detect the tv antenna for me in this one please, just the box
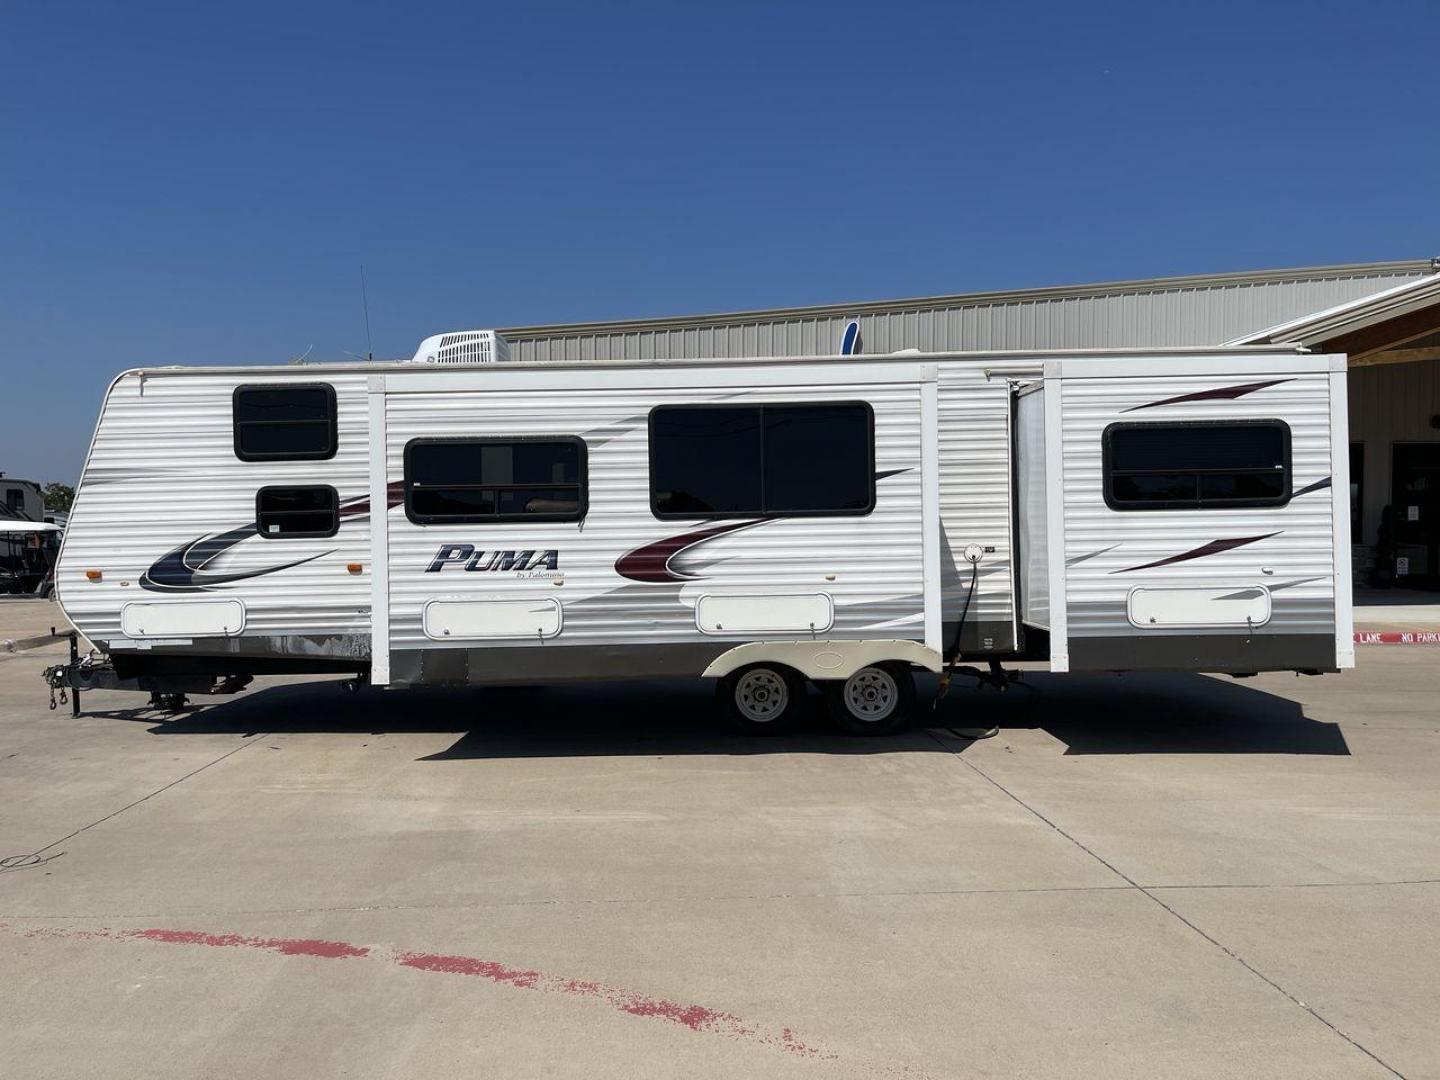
[359,264,374,361]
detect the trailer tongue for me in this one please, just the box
[43,627,254,715]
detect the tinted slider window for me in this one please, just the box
[233,385,337,461]
[405,438,587,524]
[1104,421,1291,510]
[650,402,874,518]
[256,485,339,538]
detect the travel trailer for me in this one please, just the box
[0,474,44,522]
[46,336,1353,732]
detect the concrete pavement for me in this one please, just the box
[1,600,1437,1078]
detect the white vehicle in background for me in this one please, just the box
[45,331,1353,731]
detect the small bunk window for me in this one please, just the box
[1103,421,1292,510]
[256,485,339,538]
[404,437,587,524]
[233,384,337,461]
[649,402,875,518]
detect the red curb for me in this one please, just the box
[1354,631,1440,644]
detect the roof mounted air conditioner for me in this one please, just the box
[408,329,512,365]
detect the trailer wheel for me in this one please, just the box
[824,663,915,735]
[717,664,806,735]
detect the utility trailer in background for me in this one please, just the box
[46,342,1353,733]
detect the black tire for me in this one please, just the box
[823,663,915,735]
[716,664,806,736]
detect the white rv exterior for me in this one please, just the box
[53,345,1353,729]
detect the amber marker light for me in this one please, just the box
[85,569,103,581]
[346,563,364,574]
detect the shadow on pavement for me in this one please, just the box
[117,668,1350,759]
[953,672,1349,756]
[1353,587,1440,609]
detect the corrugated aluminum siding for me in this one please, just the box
[934,365,1017,648]
[502,263,1432,362]
[382,381,928,655]
[59,371,373,649]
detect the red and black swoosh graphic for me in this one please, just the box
[1112,532,1281,574]
[139,487,396,593]
[140,525,333,592]
[615,469,911,584]
[615,520,764,583]
[1291,476,1331,498]
[337,482,405,519]
[1123,379,1291,413]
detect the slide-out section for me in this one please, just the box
[1012,353,1350,674]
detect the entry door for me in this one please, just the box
[1391,444,1440,588]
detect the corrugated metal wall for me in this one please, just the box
[501,263,1432,362]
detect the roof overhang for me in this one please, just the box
[1226,271,1440,359]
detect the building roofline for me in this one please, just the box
[1226,272,1440,348]
[497,259,1436,340]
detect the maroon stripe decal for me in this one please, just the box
[1122,379,1291,413]
[338,480,405,519]
[616,520,762,583]
[1291,476,1332,498]
[1113,531,1281,574]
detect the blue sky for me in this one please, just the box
[3,0,1438,484]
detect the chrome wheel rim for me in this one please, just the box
[734,669,789,723]
[843,667,898,722]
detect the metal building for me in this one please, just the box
[496,258,1440,588]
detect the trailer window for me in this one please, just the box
[649,403,874,518]
[233,384,337,461]
[404,437,587,524]
[1103,421,1291,510]
[256,485,339,538]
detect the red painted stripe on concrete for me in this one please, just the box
[394,949,830,1058]
[1355,631,1440,645]
[13,923,369,958]
[2,923,834,1062]
[128,928,369,958]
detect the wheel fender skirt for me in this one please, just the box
[702,640,942,680]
